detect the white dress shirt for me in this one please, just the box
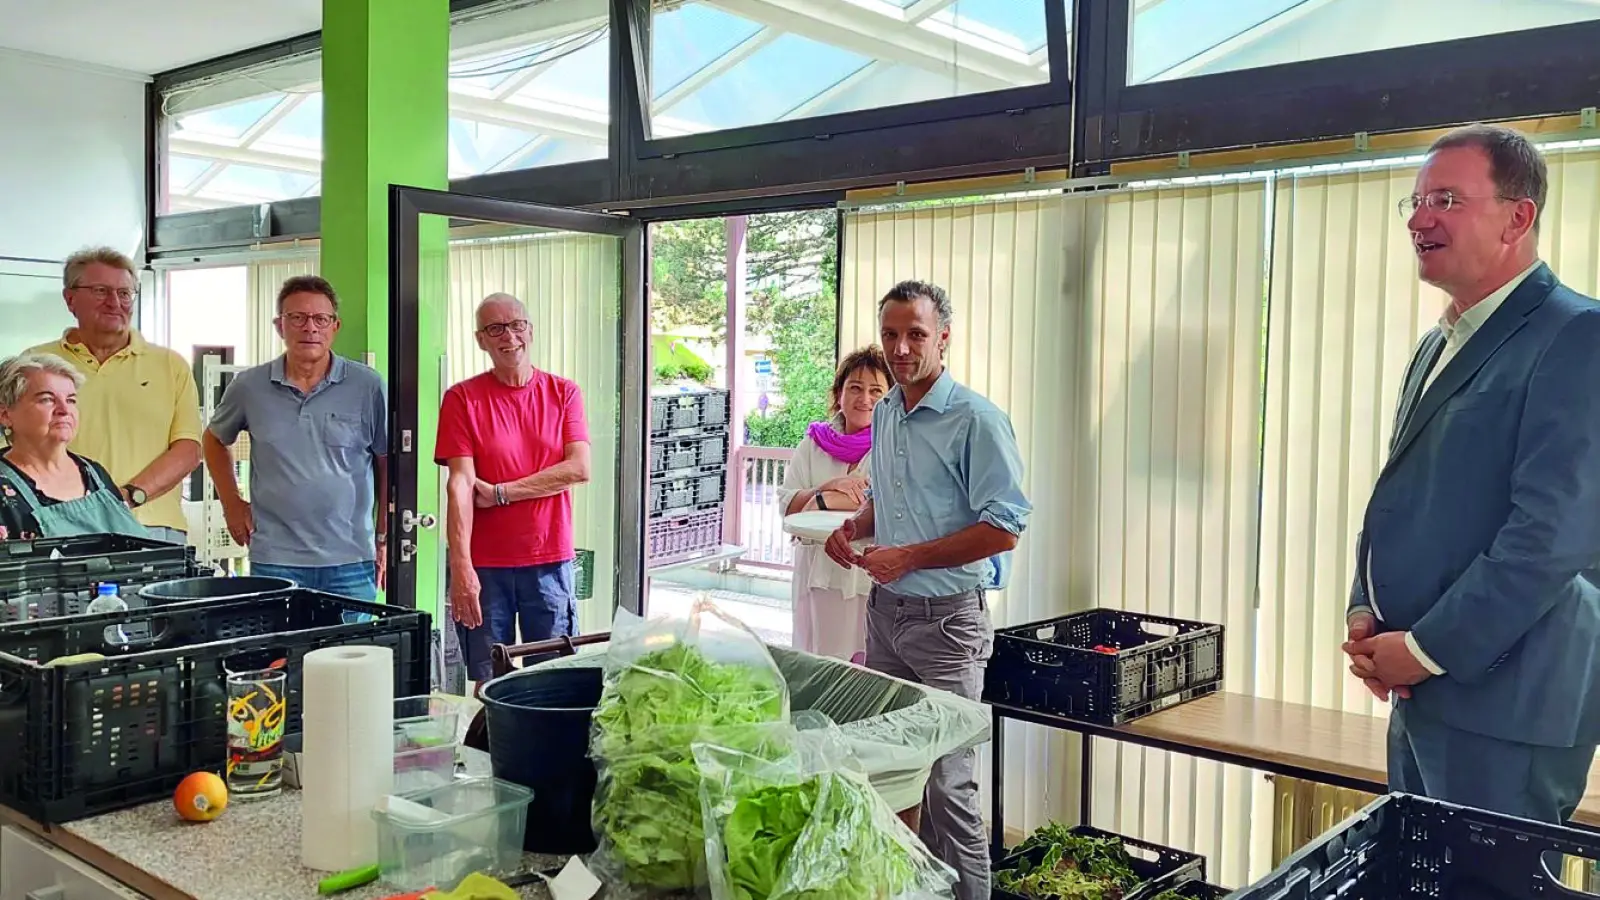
[1363,261,1541,674]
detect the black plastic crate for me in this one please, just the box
[984,608,1223,726]
[650,388,731,436]
[2,560,214,624]
[0,534,199,611]
[1233,792,1600,899]
[1155,882,1229,899]
[994,825,1206,900]
[649,471,727,516]
[647,509,723,566]
[0,589,431,824]
[649,431,728,479]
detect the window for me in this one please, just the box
[648,0,1059,137]
[1127,0,1600,86]
[159,0,610,213]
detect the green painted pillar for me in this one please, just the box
[322,0,450,614]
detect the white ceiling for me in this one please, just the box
[0,0,321,76]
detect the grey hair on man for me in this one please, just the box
[878,279,954,330]
[1429,123,1549,231]
[62,247,137,290]
[476,292,526,323]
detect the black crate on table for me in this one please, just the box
[0,534,202,622]
[0,588,431,824]
[993,825,1206,900]
[647,509,723,566]
[983,608,1224,726]
[1233,791,1600,898]
[1160,882,1230,898]
[2,560,215,624]
[650,471,727,517]
[650,431,729,479]
[650,388,731,436]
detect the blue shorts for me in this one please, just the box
[456,560,577,683]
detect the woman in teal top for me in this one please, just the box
[0,353,147,541]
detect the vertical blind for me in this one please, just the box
[244,233,624,633]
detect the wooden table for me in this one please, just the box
[988,691,1600,859]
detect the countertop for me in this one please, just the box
[2,749,569,900]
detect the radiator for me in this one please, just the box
[1271,776,1597,888]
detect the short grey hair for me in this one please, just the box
[63,246,137,290]
[0,353,85,409]
[878,280,954,330]
[476,292,526,324]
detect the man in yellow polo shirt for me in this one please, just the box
[25,247,203,542]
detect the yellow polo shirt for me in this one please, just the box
[26,330,203,532]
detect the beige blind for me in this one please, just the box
[841,183,1268,883]
[244,256,318,365]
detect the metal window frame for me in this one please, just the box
[386,185,648,615]
[1074,0,1600,176]
[147,0,1075,253]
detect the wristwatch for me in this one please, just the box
[123,484,148,508]
[814,492,829,511]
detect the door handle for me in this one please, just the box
[400,539,419,563]
[401,510,437,533]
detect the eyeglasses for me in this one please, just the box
[72,284,137,303]
[1397,189,1515,217]
[279,312,339,329]
[480,319,529,338]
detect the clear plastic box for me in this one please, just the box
[394,695,461,794]
[372,777,534,891]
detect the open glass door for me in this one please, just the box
[384,186,647,636]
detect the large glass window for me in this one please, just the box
[1127,0,1600,86]
[159,0,610,214]
[648,0,1059,137]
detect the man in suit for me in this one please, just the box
[1344,123,1600,823]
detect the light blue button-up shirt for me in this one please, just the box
[867,369,1031,597]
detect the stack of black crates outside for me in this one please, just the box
[648,387,732,568]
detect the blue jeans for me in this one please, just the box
[457,561,577,683]
[252,561,379,623]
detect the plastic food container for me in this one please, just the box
[372,777,534,891]
[394,696,460,794]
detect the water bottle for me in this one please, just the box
[85,583,130,646]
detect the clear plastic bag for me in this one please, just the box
[693,716,957,900]
[589,599,791,891]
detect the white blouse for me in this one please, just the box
[777,433,875,597]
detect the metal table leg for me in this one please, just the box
[1081,733,1093,826]
[990,706,1006,861]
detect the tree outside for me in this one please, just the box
[650,210,839,448]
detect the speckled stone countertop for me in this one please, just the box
[22,748,569,900]
[61,789,567,900]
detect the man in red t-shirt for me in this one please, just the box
[434,293,591,682]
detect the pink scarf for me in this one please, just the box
[808,420,872,466]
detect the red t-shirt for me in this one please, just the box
[434,370,589,568]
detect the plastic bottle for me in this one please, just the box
[85,583,130,645]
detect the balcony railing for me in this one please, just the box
[728,445,794,571]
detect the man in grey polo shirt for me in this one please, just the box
[826,280,1030,900]
[202,275,389,600]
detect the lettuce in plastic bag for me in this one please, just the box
[695,720,956,900]
[589,601,790,890]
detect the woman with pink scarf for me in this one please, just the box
[778,346,891,662]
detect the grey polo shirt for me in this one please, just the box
[209,355,388,567]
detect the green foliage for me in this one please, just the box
[652,334,714,384]
[651,211,840,449]
[994,824,1143,899]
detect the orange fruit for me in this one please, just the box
[174,772,228,822]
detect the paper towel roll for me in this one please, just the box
[300,645,396,872]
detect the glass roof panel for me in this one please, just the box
[664,33,871,132]
[200,164,320,203]
[651,4,765,97]
[174,95,284,140]
[449,119,542,177]
[501,136,608,170]
[941,0,1050,52]
[256,92,323,153]
[166,155,214,191]
[517,30,611,106]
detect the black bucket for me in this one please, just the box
[480,665,602,855]
[136,576,294,604]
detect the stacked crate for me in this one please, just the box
[648,387,732,567]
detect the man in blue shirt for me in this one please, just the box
[826,280,1031,900]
